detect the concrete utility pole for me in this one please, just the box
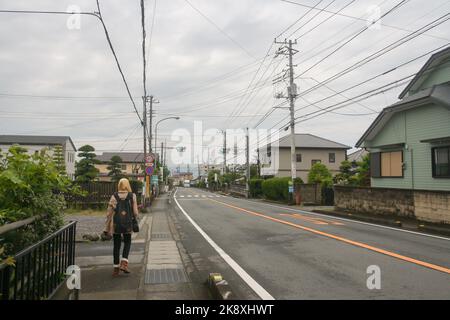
[246,127,250,198]
[142,97,148,201]
[274,39,299,186]
[221,130,227,175]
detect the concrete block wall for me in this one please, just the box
[334,186,450,224]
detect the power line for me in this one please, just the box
[282,0,450,41]
[276,0,325,38]
[183,0,255,60]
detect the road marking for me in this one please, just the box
[187,195,192,198]
[281,213,345,226]
[226,197,450,242]
[202,195,206,198]
[208,198,450,275]
[280,213,328,225]
[173,188,274,300]
[195,195,199,198]
[179,195,185,198]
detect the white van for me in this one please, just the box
[183,180,190,188]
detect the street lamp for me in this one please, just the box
[154,116,180,158]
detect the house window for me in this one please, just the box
[371,151,403,178]
[121,165,127,170]
[311,159,321,166]
[329,153,335,163]
[432,146,450,178]
[296,154,302,163]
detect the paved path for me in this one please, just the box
[172,187,450,300]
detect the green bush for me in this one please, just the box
[262,177,292,202]
[308,163,333,187]
[249,179,263,198]
[0,146,81,257]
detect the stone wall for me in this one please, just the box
[334,186,450,224]
[414,190,450,224]
[334,186,415,218]
[299,184,322,205]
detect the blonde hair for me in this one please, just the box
[118,178,132,193]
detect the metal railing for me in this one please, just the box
[0,221,77,300]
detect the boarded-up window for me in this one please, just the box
[380,151,403,177]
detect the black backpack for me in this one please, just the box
[113,192,133,234]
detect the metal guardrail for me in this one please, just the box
[0,221,77,300]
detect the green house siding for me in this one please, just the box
[411,59,450,96]
[367,104,450,191]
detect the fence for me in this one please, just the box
[0,221,77,300]
[229,184,248,198]
[66,181,143,207]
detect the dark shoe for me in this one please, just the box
[120,260,130,274]
[112,267,120,277]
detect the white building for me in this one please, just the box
[0,135,77,180]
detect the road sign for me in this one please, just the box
[288,186,294,193]
[145,166,154,176]
[145,154,155,164]
[145,162,154,168]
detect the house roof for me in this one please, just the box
[96,152,144,163]
[356,83,450,148]
[398,46,450,99]
[260,133,350,150]
[0,135,77,151]
[347,149,368,162]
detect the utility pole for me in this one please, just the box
[274,38,298,196]
[142,97,148,203]
[257,133,261,178]
[221,130,227,175]
[246,127,250,198]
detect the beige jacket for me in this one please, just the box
[105,192,139,235]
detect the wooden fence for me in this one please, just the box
[66,181,143,208]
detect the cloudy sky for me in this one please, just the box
[0,0,449,169]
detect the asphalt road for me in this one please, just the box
[171,187,450,300]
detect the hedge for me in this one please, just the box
[261,177,292,202]
[249,179,263,198]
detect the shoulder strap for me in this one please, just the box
[113,192,120,202]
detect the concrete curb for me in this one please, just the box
[312,209,403,228]
[207,273,233,300]
[418,224,450,237]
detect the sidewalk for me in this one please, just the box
[75,194,209,300]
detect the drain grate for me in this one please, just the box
[151,233,171,240]
[145,268,188,284]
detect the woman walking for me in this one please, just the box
[104,178,139,276]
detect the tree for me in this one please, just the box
[53,145,66,175]
[308,163,333,187]
[0,145,81,257]
[107,155,124,182]
[355,155,370,186]
[334,160,355,185]
[75,145,99,183]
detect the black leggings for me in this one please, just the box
[113,233,132,265]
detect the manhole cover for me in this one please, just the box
[145,268,188,284]
[151,233,171,240]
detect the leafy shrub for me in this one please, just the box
[249,179,263,198]
[307,163,333,187]
[0,146,79,256]
[262,177,292,202]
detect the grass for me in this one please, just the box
[64,208,106,217]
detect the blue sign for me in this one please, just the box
[288,186,294,193]
[146,166,154,175]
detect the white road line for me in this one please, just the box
[173,188,274,300]
[180,195,185,198]
[187,195,192,198]
[195,195,199,198]
[223,196,450,242]
[202,195,206,198]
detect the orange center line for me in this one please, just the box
[292,213,345,225]
[280,213,328,225]
[208,198,450,275]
